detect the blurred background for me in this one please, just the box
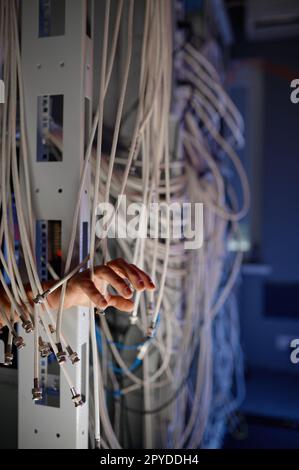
[223,0,299,449]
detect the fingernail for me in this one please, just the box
[138,280,145,288]
[150,282,156,289]
[125,287,132,295]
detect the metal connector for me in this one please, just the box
[32,293,44,305]
[39,337,52,358]
[147,310,160,339]
[56,342,67,364]
[32,378,43,401]
[4,353,13,366]
[95,307,106,316]
[95,438,101,449]
[22,319,34,334]
[147,321,157,339]
[146,302,156,338]
[70,387,83,407]
[41,347,52,358]
[4,345,13,366]
[137,340,150,361]
[48,324,56,334]
[66,345,80,365]
[33,289,51,305]
[130,315,138,325]
[13,336,26,350]
[129,165,137,177]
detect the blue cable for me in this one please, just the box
[110,357,142,375]
[95,325,142,375]
[95,314,161,376]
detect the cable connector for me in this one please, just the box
[113,390,123,399]
[66,345,80,365]
[56,342,67,364]
[147,313,160,339]
[95,438,101,449]
[13,336,25,350]
[32,378,43,401]
[33,289,51,305]
[48,324,56,334]
[70,387,83,407]
[147,321,156,339]
[4,344,13,366]
[21,319,34,334]
[39,338,52,358]
[95,307,106,317]
[129,165,138,177]
[130,315,138,325]
[137,340,151,361]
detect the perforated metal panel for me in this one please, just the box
[19,0,93,449]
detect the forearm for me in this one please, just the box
[0,281,58,329]
[0,260,155,328]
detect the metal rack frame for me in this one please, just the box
[18,0,93,449]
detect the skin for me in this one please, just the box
[0,258,156,328]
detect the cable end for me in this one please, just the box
[130,315,138,325]
[4,345,13,366]
[33,289,51,305]
[95,307,106,317]
[66,346,80,365]
[70,388,83,407]
[32,379,43,401]
[22,320,34,334]
[14,336,26,350]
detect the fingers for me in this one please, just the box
[68,259,155,314]
[93,265,133,299]
[107,258,155,291]
[78,279,108,309]
[74,279,134,312]
[130,263,156,290]
[106,295,135,312]
[77,283,134,313]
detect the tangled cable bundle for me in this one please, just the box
[0,0,249,449]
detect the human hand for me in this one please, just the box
[44,258,156,313]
